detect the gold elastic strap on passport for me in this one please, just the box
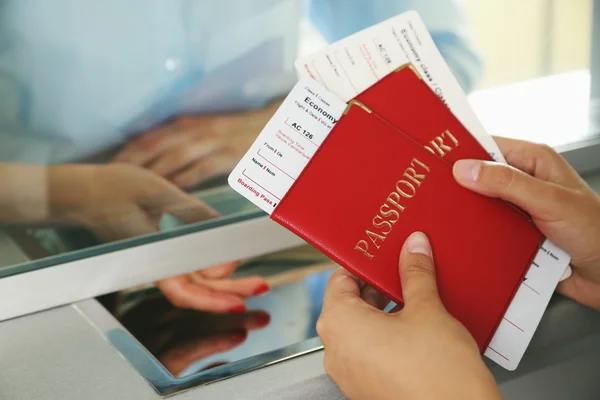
[394,63,423,80]
[344,100,372,115]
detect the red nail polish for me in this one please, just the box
[228,304,246,314]
[229,332,247,343]
[254,312,271,327]
[202,362,229,371]
[252,283,270,297]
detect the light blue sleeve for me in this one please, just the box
[307,0,483,92]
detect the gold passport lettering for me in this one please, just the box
[354,158,430,260]
[424,130,459,157]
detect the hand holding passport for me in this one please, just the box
[272,66,542,354]
[318,233,504,400]
[228,11,571,370]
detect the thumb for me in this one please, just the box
[399,232,442,308]
[453,159,565,220]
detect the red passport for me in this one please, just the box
[356,64,494,164]
[271,103,542,352]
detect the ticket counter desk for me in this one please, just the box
[0,71,600,400]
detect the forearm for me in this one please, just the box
[0,163,91,225]
[0,163,52,223]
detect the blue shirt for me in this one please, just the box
[0,0,481,163]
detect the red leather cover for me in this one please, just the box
[271,104,542,352]
[356,65,494,164]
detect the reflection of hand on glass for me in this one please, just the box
[156,262,269,314]
[49,163,218,241]
[120,295,271,377]
[453,138,600,311]
[112,99,283,189]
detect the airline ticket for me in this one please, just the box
[228,78,346,214]
[295,10,505,164]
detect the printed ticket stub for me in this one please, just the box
[295,10,505,163]
[485,240,570,370]
[228,78,346,214]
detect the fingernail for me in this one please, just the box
[560,266,573,282]
[203,362,229,371]
[230,332,247,342]
[453,160,482,183]
[228,304,246,314]
[252,283,270,296]
[255,312,271,327]
[406,232,432,258]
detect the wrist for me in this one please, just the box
[47,164,96,225]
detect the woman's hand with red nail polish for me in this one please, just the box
[156,262,270,314]
[317,232,501,400]
[453,137,600,311]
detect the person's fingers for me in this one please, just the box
[317,268,365,346]
[241,310,271,331]
[161,196,220,224]
[493,137,582,187]
[321,268,362,315]
[143,184,219,224]
[187,273,270,298]
[112,134,170,166]
[360,285,390,310]
[453,159,573,221]
[556,274,580,303]
[560,266,573,282]
[112,124,193,166]
[399,232,442,308]
[146,141,220,178]
[197,262,239,279]
[157,275,246,313]
[108,169,218,225]
[91,206,157,242]
[557,273,600,311]
[171,154,238,189]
